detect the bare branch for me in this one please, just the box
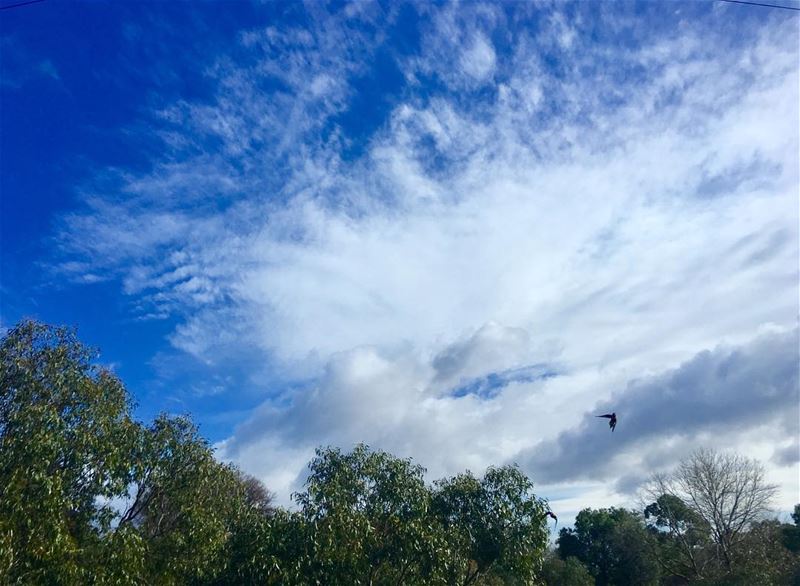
[642,448,777,579]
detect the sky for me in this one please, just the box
[1,0,799,524]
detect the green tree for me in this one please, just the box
[778,505,800,586]
[431,465,549,585]
[0,320,141,583]
[540,551,595,585]
[557,507,659,586]
[723,519,800,586]
[783,504,800,554]
[643,493,713,582]
[215,497,291,585]
[291,443,449,585]
[120,414,254,584]
[0,320,270,584]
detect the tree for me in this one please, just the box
[724,519,800,585]
[217,507,299,585]
[540,551,595,585]
[0,320,141,583]
[784,504,800,554]
[0,320,271,584]
[238,470,276,516]
[431,465,549,585]
[643,448,778,581]
[120,414,255,584]
[778,505,800,586]
[556,507,659,586]
[291,443,449,585]
[643,493,713,582]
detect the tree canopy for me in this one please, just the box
[556,507,659,586]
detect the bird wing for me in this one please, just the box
[596,414,613,418]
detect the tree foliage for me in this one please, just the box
[557,507,660,586]
[0,321,261,583]
[540,551,595,585]
[1,320,140,583]
[725,519,800,585]
[281,446,551,585]
[288,443,445,585]
[643,494,713,582]
[432,465,549,585]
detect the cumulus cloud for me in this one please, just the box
[428,323,563,404]
[49,3,799,508]
[217,322,561,503]
[218,326,799,507]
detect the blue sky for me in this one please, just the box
[2,0,798,518]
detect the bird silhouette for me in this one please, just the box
[596,412,617,432]
[542,511,558,528]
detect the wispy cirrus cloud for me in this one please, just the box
[50,2,798,508]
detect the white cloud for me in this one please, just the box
[53,4,799,510]
[460,33,496,81]
[216,333,559,505]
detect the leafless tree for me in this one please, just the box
[238,471,276,516]
[642,448,778,579]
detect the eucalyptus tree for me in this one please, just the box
[0,320,141,583]
[432,465,550,585]
[121,414,257,584]
[1,322,556,584]
[290,443,450,585]
[0,320,265,584]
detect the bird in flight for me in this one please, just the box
[596,412,617,432]
[542,511,558,528]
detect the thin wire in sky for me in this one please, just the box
[717,0,800,11]
[0,0,45,10]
